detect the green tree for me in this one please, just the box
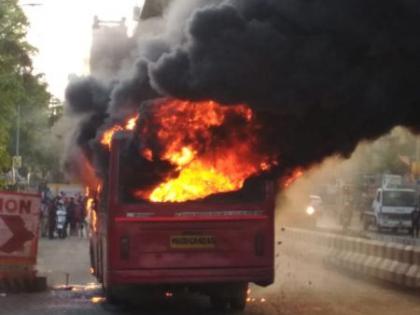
[0,0,54,187]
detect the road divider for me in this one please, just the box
[280,227,420,289]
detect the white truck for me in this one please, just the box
[363,185,417,233]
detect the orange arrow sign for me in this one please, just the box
[0,215,34,254]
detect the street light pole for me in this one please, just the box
[12,103,21,185]
[16,103,20,156]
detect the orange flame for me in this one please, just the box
[125,115,138,130]
[86,197,97,232]
[141,100,275,202]
[283,169,304,188]
[100,99,276,202]
[100,114,139,149]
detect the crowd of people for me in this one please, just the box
[39,189,89,239]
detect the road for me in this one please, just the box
[1,235,420,315]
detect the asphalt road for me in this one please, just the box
[1,236,420,315]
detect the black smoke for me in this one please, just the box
[65,0,420,186]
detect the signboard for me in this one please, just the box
[0,191,40,276]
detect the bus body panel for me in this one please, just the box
[109,217,273,269]
[90,137,275,290]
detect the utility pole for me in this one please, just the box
[12,103,21,186]
[16,103,20,156]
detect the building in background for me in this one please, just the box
[138,0,172,20]
[90,17,132,78]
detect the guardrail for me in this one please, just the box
[280,227,420,288]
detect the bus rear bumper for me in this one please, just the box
[109,266,274,287]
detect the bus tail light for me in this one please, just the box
[120,236,130,260]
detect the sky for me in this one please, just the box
[19,0,144,99]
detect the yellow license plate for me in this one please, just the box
[170,235,216,249]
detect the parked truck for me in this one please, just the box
[88,133,275,310]
[363,175,417,233]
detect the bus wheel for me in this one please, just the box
[210,296,229,310]
[230,283,248,311]
[104,286,121,305]
[230,295,246,311]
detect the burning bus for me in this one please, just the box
[86,99,277,310]
[64,0,420,309]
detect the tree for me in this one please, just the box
[0,0,53,187]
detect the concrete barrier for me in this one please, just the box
[372,243,386,278]
[353,239,369,273]
[391,245,412,285]
[378,243,397,281]
[282,227,420,289]
[405,247,420,288]
[363,241,382,276]
[342,237,357,271]
[347,238,362,272]
[336,237,350,269]
[330,236,343,267]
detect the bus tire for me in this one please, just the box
[230,295,246,311]
[104,286,121,305]
[230,283,248,311]
[210,296,229,310]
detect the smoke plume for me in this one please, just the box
[65,0,420,192]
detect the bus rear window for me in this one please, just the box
[118,151,267,204]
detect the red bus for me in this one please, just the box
[89,134,275,310]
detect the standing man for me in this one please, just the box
[66,197,77,236]
[48,197,58,239]
[56,200,67,239]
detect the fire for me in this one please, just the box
[100,114,139,149]
[283,169,304,188]
[145,146,272,202]
[167,146,196,168]
[100,125,122,148]
[79,154,101,190]
[86,197,97,232]
[147,160,238,202]
[141,100,275,202]
[125,115,138,130]
[100,99,277,202]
